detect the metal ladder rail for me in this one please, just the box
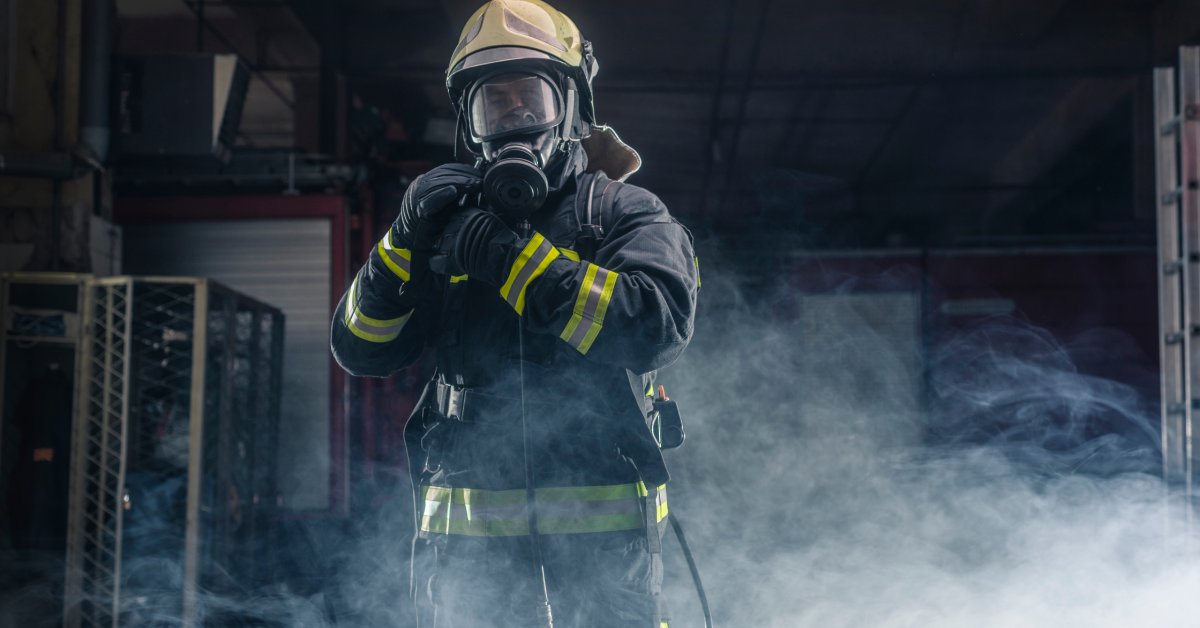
[1180,46,1200,510]
[1155,61,1188,501]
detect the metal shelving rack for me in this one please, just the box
[63,277,284,628]
[0,273,92,626]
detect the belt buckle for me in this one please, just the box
[447,387,463,420]
[442,384,466,421]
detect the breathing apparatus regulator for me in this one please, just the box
[453,60,594,220]
[466,67,572,218]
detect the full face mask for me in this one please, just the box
[466,71,566,219]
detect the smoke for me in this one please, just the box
[4,243,1193,628]
[657,244,1198,627]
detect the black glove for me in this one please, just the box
[429,208,518,285]
[393,164,482,251]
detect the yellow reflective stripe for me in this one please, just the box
[421,515,528,537]
[638,482,669,522]
[419,482,667,536]
[450,274,469,283]
[348,309,412,341]
[377,232,412,281]
[499,235,544,299]
[541,482,638,502]
[344,275,412,343]
[420,514,648,537]
[424,482,654,506]
[560,263,619,354]
[694,255,701,289]
[499,232,560,315]
[342,275,361,329]
[559,264,598,343]
[423,485,527,507]
[577,269,618,354]
[559,248,581,262]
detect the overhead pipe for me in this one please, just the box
[0,0,112,179]
[80,0,113,165]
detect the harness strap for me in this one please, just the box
[576,172,616,260]
[585,174,599,225]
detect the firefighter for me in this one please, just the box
[331,1,698,626]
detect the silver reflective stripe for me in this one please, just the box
[560,263,619,354]
[377,232,412,281]
[344,275,411,343]
[423,499,527,523]
[499,232,561,314]
[346,309,410,341]
[422,494,641,528]
[420,482,665,536]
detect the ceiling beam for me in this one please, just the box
[989,77,1137,185]
[851,0,973,186]
[716,0,773,214]
[697,0,738,218]
[341,65,1149,93]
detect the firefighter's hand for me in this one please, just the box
[428,208,516,285]
[393,164,482,252]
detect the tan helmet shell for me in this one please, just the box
[447,0,585,78]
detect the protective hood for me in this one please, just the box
[582,125,641,182]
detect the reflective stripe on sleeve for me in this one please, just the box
[499,232,560,315]
[344,276,412,343]
[377,231,413,281]
[559,262,618,355]
[420,481,667,537]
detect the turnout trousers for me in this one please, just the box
[413,527,666,627]
[406,379,673,628]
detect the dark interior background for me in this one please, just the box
[2,0,1199,625]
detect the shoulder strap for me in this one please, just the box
[575,172,621,261]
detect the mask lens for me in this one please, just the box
[469,74,560,139]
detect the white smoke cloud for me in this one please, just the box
[658,245,1198,628]
[6,242,1193,628]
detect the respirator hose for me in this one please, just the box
[670,512,714,628]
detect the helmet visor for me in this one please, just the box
[468,73,561,140]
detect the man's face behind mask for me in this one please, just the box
[468,73,561,141]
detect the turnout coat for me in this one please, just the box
[330,154,698,627]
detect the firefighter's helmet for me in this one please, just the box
[446,0,598,148]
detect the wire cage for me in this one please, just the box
[63,277,284,628]
[0,273,91,626]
